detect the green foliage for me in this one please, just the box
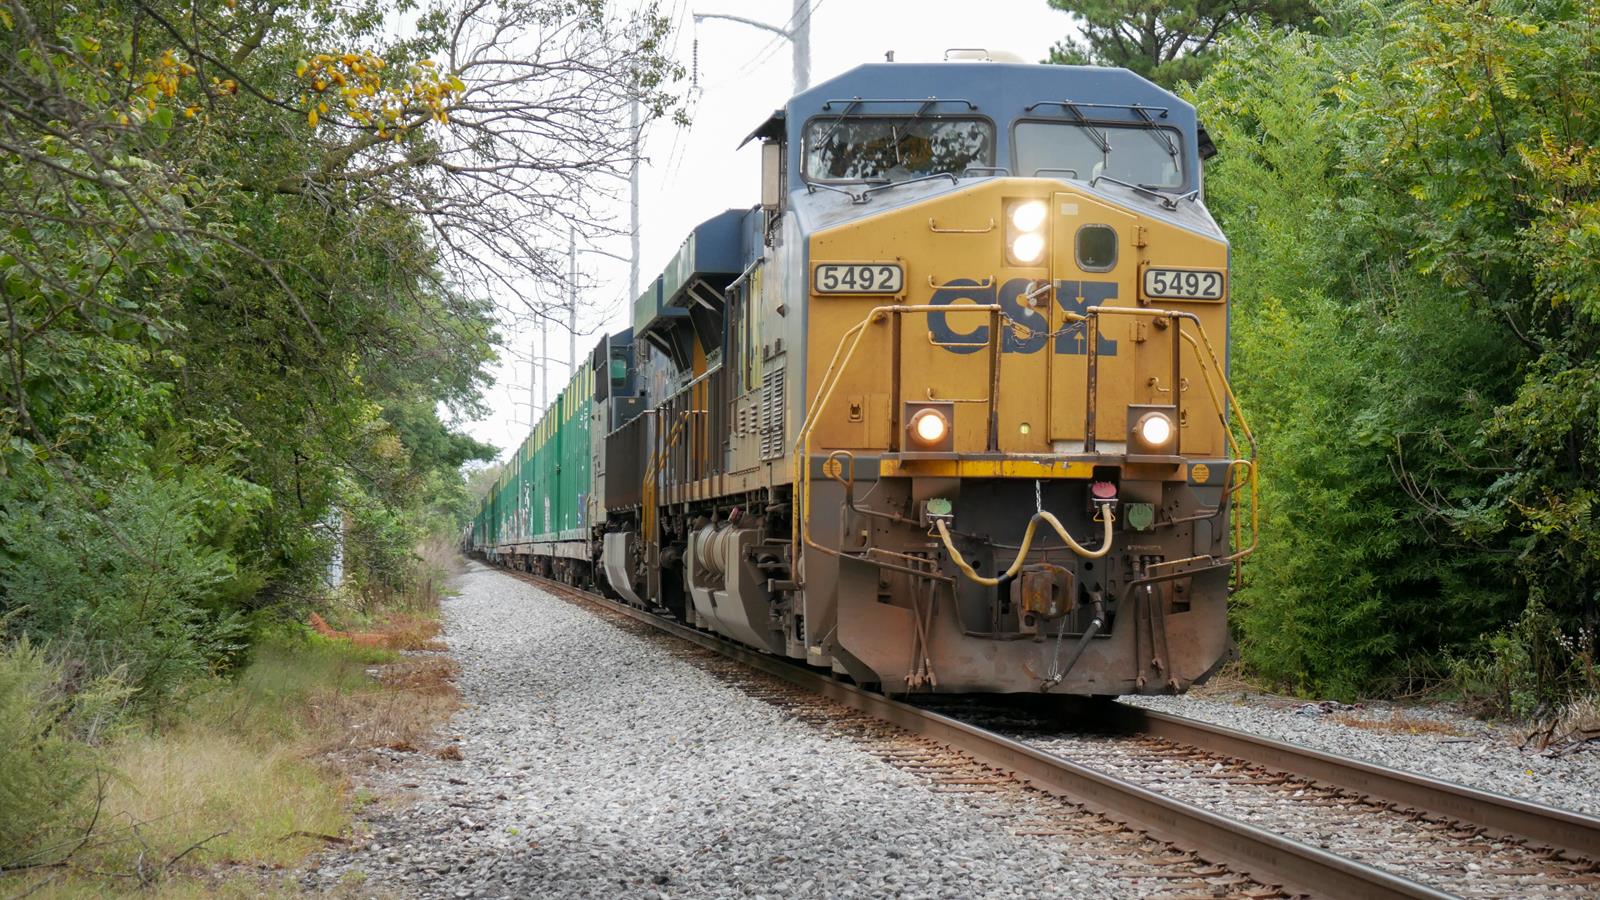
[0,471,262,714]
[0,0,533,710]
[1046,0,1318,87]
[1196,1,1600,704]
[1447,599,1567,720]
[0,639,124,869]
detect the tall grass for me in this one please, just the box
[0,624,455,896]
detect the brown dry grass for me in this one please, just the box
[307,655,460,759]
[1330,708,1464,736]
[308,612,445,653]
[1558,695,1600,738]
[1187,661,1268,699]
[0,614,460,899]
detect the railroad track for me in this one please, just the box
[496,567,1600,899]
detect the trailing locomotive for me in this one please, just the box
[470,56,1257,696]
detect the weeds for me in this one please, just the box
[1329,709,1464,737]
[0,616,458,897]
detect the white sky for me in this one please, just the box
[463,0,1078,460]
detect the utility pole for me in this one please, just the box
[568,225,578,379]
[629,99,641,304]
[694,0,811,95]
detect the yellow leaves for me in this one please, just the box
[307,107,319,127]
[294,50,463,138]
[116,47,204,126]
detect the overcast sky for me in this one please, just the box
[464,0,1078,460]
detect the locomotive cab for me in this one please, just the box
[765,62,1256,694]
[471,58,1257,698]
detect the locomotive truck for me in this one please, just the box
[469,55,1257,696]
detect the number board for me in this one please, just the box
[813,262,904,295]
[1142,267,1226,301]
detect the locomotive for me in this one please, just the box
[469,56,1257,696]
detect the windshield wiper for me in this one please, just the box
[1131,104,1179,159]
[815,97,866,155]
[890,97,939,150]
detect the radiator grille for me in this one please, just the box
[760,366,785,460]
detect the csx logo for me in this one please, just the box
[928,278,1119,356]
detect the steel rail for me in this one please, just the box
[511,570,1447,900]
[1097,704,1600,861]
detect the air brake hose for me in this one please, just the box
[933,504,1115,587]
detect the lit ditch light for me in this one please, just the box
[1127,404,1179,456]
[903,401,955,453]
[1006,198,1049,267]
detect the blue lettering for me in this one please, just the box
[927,279,993,355]
[997,278,1048,354]
[1054,280,1120,356]
[929,278,1120,357]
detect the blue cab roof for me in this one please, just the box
[773,62,1199,191]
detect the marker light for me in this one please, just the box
[910,408,950,445]
[1135,412,1174,447]
[1010,199,1048,232]
[1010,232,1046,265]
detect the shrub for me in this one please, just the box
[0,472,260,716]
[0,640,123,870]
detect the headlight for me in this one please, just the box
[909,408,949,445]
[1010,199,1048,232]
[1010,232,1046,265]
[1135,411,1174,447]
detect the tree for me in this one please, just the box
[0,0,685,703]
[1194,0,1600,707]
[1046,0,1318,87]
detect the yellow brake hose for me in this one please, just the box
[934,505,1115,587]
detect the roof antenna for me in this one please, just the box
[885,50,895,62]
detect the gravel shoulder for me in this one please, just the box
[304,561,1146,899]
[1125,685,1600,817]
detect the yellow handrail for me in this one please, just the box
[790,304,1002,564]
[786,302,1260,587]
[641,409,696,549]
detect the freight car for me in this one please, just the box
[470,55,1257,696]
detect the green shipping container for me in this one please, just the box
[472,358,593,553]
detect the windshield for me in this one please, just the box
[805,117,994,183]
[1014,122,1185,189]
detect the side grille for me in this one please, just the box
[760,366,785,460]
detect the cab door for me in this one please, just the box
[1046,191,1149,449]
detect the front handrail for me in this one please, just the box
[791,304,1002,566]
[789,301,1259,587]
[1085,304,1259,577]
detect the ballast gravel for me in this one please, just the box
[304,562,1137,898]
[1125,690,1600,817]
